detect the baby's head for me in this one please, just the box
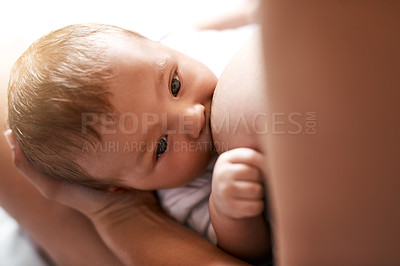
[8,23,217,191]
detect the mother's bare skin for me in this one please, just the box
[211,31,267,155]
[209,31,272,263]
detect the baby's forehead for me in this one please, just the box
[107,39,170,76]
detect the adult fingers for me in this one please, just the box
[4,129,121,216]
[5,129,61,198]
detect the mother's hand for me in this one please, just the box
[5,130,248,265]
[4,130,162,264]
[4,130,157,225]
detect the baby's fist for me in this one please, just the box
[211,148,266,219]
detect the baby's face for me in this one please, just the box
[79,36,217,190]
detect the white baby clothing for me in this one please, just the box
[156,157,217,244]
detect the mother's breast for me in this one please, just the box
[211,32,268,154]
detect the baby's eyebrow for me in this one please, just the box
[156,57,167,70]
[155,57,168,86]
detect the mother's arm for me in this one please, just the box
[0,133,122,265]
[260,1,400,265]
[4,131,248,265]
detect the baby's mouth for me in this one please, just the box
[204,101,212,136]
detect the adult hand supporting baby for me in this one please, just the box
[5,130,157,221]
[5,130,248,265]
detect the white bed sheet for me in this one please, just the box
[0,208,47,266]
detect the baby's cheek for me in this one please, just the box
[170,150,202,184]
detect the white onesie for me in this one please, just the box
[156,157,217,244]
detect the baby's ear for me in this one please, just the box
[106,186,126,193]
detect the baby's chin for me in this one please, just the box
[178,157,215,188]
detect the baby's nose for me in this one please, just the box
[179,104,205,139]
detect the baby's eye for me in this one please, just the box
[171,73,181,97]
[156,136,168,158]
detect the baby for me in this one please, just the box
[8,23,269,263]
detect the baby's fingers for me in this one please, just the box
[214,160,263,184]
[231,181,264,200]
[221,147,265,170]
[229,199,265,219]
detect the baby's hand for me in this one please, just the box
[211,148,265,220]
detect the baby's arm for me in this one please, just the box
[209,148,271,264]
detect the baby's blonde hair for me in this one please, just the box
[8,23,143,189]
